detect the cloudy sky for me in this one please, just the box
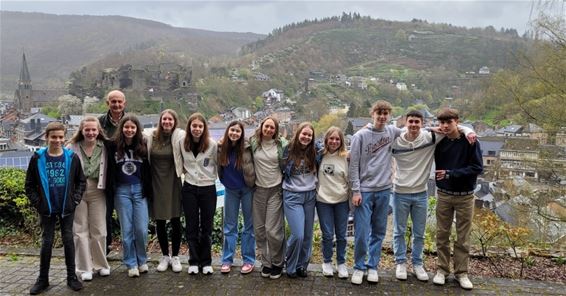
[0,1,547,34]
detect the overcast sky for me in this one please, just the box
[0,1,550,34]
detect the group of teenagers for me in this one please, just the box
[25,90,483,295]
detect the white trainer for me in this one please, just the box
[455,274,474,290]
[80,272,92,281]
[128,268,140,278]
[414,265,429,281]
[337,264,349,279]
[351,269,364,285]
[322,262,334,277]
[157,255,170,272]
[171,256,182,273]
[138,264,149,273]
[433,271,445,285]
[188,265,199,274]
[395,264,407,280]
[99,268,111,277]
[202,266,213,274]
[367,269,379,283]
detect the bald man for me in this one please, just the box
[98,90,126,255]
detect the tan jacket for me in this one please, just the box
[217,140,256,188]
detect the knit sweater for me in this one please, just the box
[349,124,401,192]
[316,152,349,204]
[181,138,218,187]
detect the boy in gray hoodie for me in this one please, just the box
[349,100,401,285]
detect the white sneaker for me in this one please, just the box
[322,262,334,277]
[351,269,364,285]
[202,266,213,275]
[80,272,93,281]
[99,268,111,277]
[337,264,349,279]
[188,265,199,274]
[433,271,445,285]
[157,256,170,272]
[395,263,407,280]
[367,269,379,283]
[138,264,149,273]
[414,265,429,281]
[171,256,182,273]
[455,274,474,290]
[128,268,140,278]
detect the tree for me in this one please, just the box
[57,95,83,117]
[313,113,346,137]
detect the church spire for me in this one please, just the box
[19,52,31,84]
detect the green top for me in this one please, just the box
[79,140,103,180]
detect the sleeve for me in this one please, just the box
[348,134,362,192]
[24,155,40,209]
[449,141,484,178]
[458,124,475,137]
[72,154,87,205]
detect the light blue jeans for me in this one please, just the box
[353,189,390,271]
[283,189,316,274]
[393,191,428,266]
[316,201,349,264]
[114,183,149,269]
[222,187,255,265]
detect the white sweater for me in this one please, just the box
[317,152,349,204]
[181,138,218,187]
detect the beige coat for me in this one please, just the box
[217,140,256,188]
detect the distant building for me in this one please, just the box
[395,82,408,91]
[13,52,65,113]
[479,66,490,75]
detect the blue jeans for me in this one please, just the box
[222,187,255,265]
[283,189,316,273]
[114,183,149,269]
[353,189,390,270]
[316,201,349,264]
[393,191,428,266]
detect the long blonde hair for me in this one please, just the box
[67,116,107,144]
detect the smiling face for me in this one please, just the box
[261,119,276,140]
[227,124,243,144]
[325,131,341,153]
[106,91,126,116]
[81,121,100,144]
[372,109,390,129]
[298,126,314,147]
[406,115,423,137]
[47,130,65,152]
[190,119,204,141]
[160,112,175,133]
[122,120,137,144]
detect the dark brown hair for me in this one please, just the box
[155,109,179,140]
[113,114,147,160]
[437,108,459,121]
[218,121,245,170]
[183,112,210,153]
[287,122,316,172]
[45,121,66,139]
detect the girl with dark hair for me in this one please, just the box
[249,116,288,279]
[143,109,185,273]
[67,116,111,281]
[315,126,350,278]
[180,113,218,275]
[107,114,152,278]
[281,122,319,278]
[218,121,256,274]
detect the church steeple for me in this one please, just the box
[19,52,31,86]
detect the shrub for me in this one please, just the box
[0,168,40,241]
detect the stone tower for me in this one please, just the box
[15,52,33,112]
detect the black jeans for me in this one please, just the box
[181,183,216,267]
[156,218,182,257]
[39,213,76,280]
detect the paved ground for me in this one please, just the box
[0,247,564,295]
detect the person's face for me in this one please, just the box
[261,119,276,139]
[372,109,390,128]
[326,131,341,153]
[47,130,65,151]
[122,120,137,142]
[298,127,313,147]
[160,112,175,133]
[439,118,459,136]
[190,119,204,140]
[81,121,99,143]
[406,116,423,136]
[227,125,242,144]
[107,94,126,114]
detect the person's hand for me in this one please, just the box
[435,170,447,180]
[466,132,477,144]
[352,192,362,207]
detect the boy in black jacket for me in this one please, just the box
[25,122,86,294]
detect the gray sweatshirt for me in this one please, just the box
[349,124,401,192]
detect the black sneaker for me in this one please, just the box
[287,272,297,278]
[67,276,83,291]
[261,266,272,278]
[270,265,283,279]
[297,267,308,278]
[30,279,49,295]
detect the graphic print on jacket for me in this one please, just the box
[115,149,143,184]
